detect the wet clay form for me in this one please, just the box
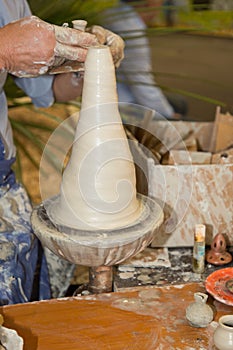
[185,292,213,328]
[206,233,232,265]
[31,46,163,293]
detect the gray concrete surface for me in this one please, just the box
[150,33,233,121]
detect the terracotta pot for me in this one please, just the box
[206,233,232,265]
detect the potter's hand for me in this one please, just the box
[0,16,98,77]
[86,25,125,67]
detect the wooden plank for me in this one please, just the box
[0,283,232,349]
[210,107,233,152]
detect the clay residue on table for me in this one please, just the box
[78,283,226,350]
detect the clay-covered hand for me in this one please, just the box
[0,16,98,77]
[86,25,125,67]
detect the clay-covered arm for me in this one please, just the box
[0,16,98,77]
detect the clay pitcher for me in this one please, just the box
[185,292,213,328]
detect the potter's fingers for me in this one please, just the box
[86,25,106,45]
[106,31,125,67]
[54,25,98,47]
[54,42,88,61]
[109,47,124,68]
[87,26,125,67]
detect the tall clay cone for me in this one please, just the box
[47,46,143,231]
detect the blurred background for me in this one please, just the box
[26,0,233,120]
[7,0,233,120]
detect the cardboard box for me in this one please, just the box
[129,120,233,247]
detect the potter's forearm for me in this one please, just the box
[0,26,9,71]
[53,73,83,102]
[0,17,56,77]
[0,16,97,78]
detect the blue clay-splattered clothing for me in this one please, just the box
[0,0,75,305]
[0,182,51,304]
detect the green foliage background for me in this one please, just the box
[27,0,117,25]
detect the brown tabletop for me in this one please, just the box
[0,283,232,350]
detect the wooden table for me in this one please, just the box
[0,283,232,350]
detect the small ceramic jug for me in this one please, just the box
[214,315,233,350]
[186,292,214,327]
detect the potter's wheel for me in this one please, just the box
[31,45,164,293]
[31,193,163,267]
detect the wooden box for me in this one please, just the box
[128,117,233,247]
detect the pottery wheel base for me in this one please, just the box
[73,266,113,295]
[31,194,163,267]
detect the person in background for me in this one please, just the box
[163,0,177,27]
[0,0,124,305]
[101,0,188,120]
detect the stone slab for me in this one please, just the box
[114,247,233,291]
[118,247,171,268]
[149,162,233,247]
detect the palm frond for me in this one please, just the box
[28,0,118,24]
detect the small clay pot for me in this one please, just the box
[186,292,214,328]
[206,233,232,265]
[214,315,233,350]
